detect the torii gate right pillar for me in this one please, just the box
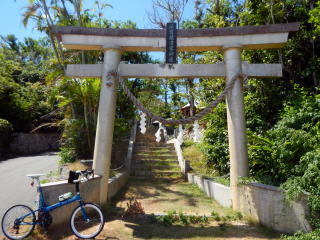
[223,46,249,210]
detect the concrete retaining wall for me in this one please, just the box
[10,132,59,155]
[187,173,232,208]
[187,173,311,233]
[108,171,129,199]
[41,171,129,227]
[238,183,311,233]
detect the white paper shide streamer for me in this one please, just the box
[139,112,147,134]
[155,122,166,143]
[193,120,202,142]
[177,124,184,145]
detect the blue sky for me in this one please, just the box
[0,0,195,40]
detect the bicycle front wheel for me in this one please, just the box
[1,205,35,240]
[70,202,105,239]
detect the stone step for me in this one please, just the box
[132,164,180,171]
[134,146,175,151]
[134,146,175,150]
[134,142,172,147]
[132,170,182,177]
[133,156,177,161]
[133,151,176,156]
[135,137,158,141]
[132,131,181,179]
[134,153,176,157]
[133,159,178,165]
[132,167,181,173]
[131,175,183,180]
[132,159,179,165]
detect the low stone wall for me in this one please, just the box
[108,171,129,199]
[187,173,311,233]
[10,132,59,155]
[238,183,311,233]
[187,173,232,208]
[42,171,129,227]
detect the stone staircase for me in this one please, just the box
[131,128,182,179]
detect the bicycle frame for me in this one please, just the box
[17,183,88,226]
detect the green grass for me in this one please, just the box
[102,179,280,240]
[182,144,230,186]
[40,170,61,184]
[207,176,230,186]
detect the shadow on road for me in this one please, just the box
[0,152,58,162]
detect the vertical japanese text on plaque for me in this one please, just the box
[165,22,177,64]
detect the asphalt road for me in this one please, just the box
[0,152,59,234]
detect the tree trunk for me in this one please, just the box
[83,101,92,151]
[187,78,195,117]
[41,0,65,69]
[61,0,71,20]
[309,1,318,89]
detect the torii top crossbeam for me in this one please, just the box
[52,23,299,51]
[53,23,299,79]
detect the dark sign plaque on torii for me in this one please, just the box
[165,22,177,64]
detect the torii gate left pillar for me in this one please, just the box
[93,46,121,204]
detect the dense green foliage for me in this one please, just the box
[0,36,55,132]
[0,118,12,152]
[249,91,320,183]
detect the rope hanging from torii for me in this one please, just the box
[107,71,247,142]
[110,72,247,125]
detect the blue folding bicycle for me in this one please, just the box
[1,169,105,239]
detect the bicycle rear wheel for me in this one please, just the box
[70,202,104,239]
[1,205,35,240]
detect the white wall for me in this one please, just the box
[187,173,311,233]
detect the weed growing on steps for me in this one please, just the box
[151,209,243,227]
[209,210,243,230]
[210,210,243,221]
[151,211,209,226]
[280,230,320,240]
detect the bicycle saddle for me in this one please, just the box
[26,173,46,178]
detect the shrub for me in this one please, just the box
[0,118,12,150]
[182,144,203,163]
[0,78,53,132]
[247,92,320,184]
[0,118,12,132]
[281,149,320,229]
[183,143,225,178]
[181,139,194,148]
[281,230,320,240]
[198,101,230,176]
[59,146,76,164]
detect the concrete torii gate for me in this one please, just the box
[52,23,299,209]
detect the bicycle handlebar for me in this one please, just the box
[67,169,94,192]
[68,169,94,191]
[74,169,94,182]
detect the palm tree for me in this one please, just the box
[22,0,66,69]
